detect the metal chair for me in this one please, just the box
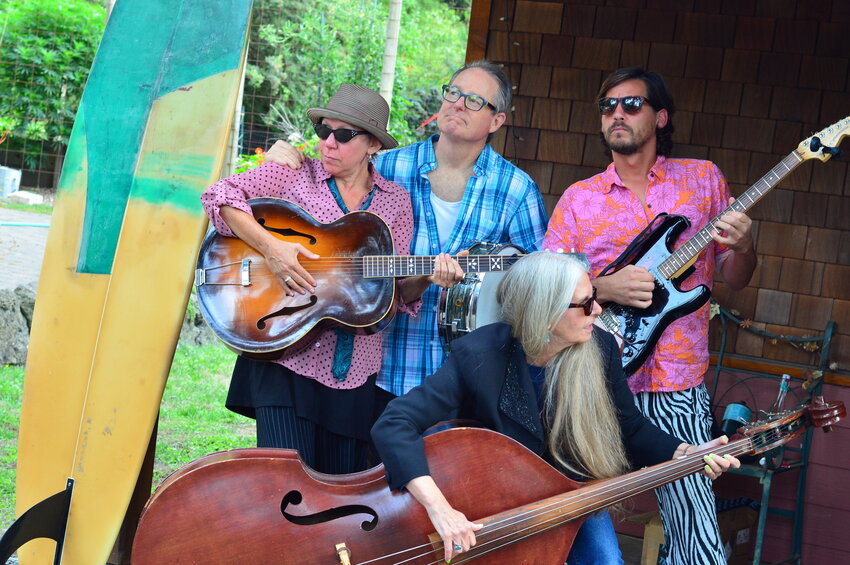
[708,302,835,565]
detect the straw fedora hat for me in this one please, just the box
[307,84,398,149]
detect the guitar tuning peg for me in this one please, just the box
[823,146,843,159]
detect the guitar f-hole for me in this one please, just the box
[257,217,318,245]
[257,295,319,329]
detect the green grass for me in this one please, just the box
[0,199,53,215]
[0,342,254,532]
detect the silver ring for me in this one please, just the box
[283,275,292,283]
[453,544,462,552]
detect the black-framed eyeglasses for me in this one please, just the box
[597,96,648,116]
[568,287,597,316]
[313,122,370,143]
[441,84,497,112]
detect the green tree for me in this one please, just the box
[244,0,470,151]
[0,0,106,169]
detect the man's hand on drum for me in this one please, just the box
[430,251,467,288]
[264,238,318,296]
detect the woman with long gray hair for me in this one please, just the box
[372,251,738,564]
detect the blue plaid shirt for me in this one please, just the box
[375,135,548,396]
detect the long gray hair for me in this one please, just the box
[497,251,629,479]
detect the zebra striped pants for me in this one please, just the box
[634,384,726,565]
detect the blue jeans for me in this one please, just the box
[566,511,624,565]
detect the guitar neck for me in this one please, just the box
[658,151,805,280]
[362,253,523,278]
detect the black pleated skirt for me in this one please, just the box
[225,356,378,442]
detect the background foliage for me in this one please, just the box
[0,0,106,170]
[243,0,470,153]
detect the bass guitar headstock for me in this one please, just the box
[797,115,850,162]
[738,398,845,456]
[807,395,846,432]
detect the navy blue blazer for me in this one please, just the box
[372,323,682,490]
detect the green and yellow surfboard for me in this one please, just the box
[13,1,253,563]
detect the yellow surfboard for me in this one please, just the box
[12,1,253,563]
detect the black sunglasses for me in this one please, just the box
[597,96,648,116]
[313,122,370,143]
[568,287,597,316]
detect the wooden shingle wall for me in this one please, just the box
[470,0,850,376]
[467,0,850,562]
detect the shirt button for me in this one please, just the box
[315,343,321,348]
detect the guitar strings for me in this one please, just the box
[356,420,798,565]
[199,255,522,281]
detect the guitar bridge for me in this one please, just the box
[241,258,252,286]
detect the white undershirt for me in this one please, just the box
[429,191,463,250]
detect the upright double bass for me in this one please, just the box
[131,398,843,564]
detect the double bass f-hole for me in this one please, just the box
[257,216,318,245]
[280,490,379,531]
[256,295,319,330]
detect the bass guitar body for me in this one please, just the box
[195,198,396,356]
[600,213,711,375]
[131,428,583,565]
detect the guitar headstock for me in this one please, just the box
[808,396,846,431]
[797,115,850,162]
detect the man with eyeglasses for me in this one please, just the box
[264,60,547,415]
[543,67,756,564]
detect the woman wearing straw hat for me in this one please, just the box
[373,251,739,563]
[201,84,425,474]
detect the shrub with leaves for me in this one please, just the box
[0,0,106,168]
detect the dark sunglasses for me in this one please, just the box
[597,95,648,116]
[313,122,370,143]
[568,287,597,316]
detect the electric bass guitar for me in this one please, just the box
[596,115,850,375]
[194,198,523,356]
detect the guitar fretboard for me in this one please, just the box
[362,254,523,278]
[657,151,804,280]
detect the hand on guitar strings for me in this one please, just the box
[593,265,655,309]
[265,140,306,170]
[430,250,468,289]
[265,238,319,296]
[405,475,484,563]
[674,435,741,480]
[710,197,754,255]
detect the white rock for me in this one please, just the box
[8,190,44,205]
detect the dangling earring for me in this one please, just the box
[545,335,551,343]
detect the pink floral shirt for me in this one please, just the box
[543,157,731,393]
[201,159,419,390]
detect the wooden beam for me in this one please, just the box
[709,353,850,388]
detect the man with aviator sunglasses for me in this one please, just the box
[544,68,756,565]
[264,60,548,411]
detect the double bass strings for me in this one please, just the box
[353,417,798,565]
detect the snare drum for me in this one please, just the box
[438,242,525,351]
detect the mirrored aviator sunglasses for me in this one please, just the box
[313,122,370,143]
[597,95,647,116]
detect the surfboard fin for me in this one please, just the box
[0,478,74,564]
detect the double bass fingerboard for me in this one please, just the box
[362,254,524,278]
